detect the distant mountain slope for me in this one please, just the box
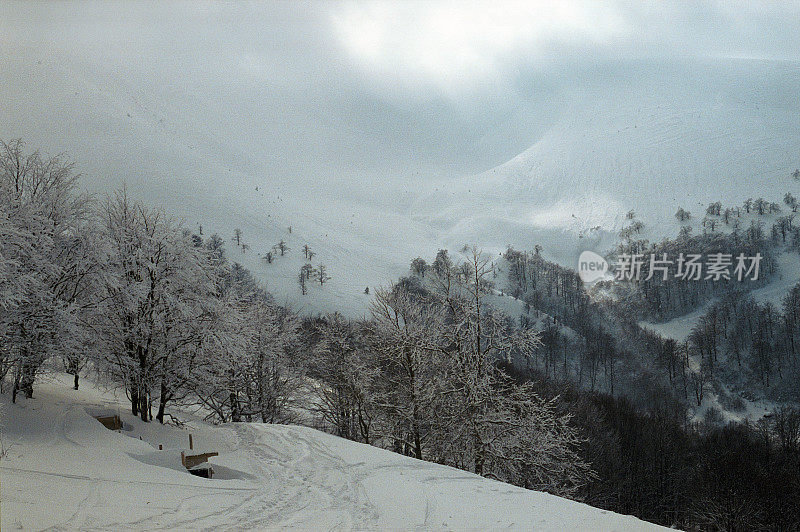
[415,60,800,266]
[3,1,800,316]
[0,375,667,530]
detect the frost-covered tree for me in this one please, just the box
[235,298,303,423]
[754,197,767,215]
[702,216,718,232]
[300,263,315,281]
[311,314,379,443]
[369,286,442,459]
[410,257,427,277]
[428,247,542,476]
[185,254,302,424]
[98,189,218,421]
[370,246,592,495]
[706,202,722,216]
[277,240,288,256]
[152,244,222,423]
[722,208,732,225]
[187,285,248,423]
[0,140,101,401]
[785,192,798,213]
[298,268,308,295]
[432,249,452,279]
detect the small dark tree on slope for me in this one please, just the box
[411,257,427,277]
[298,269,308,295]
[317,264,330,286]
[277,240,289,256]
[301,263,315,281]
[785,192,798,213]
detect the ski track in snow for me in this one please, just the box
[0,374,667,531]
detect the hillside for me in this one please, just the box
[3,3,800,316]
[0,374,665,530]
[414,60,800,267]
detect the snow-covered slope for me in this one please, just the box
[0,375,665,530]
[3,3,800,316]
[414,60,800,266]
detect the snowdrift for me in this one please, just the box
[0,374,666,530]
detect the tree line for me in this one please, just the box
[0,140,591,498]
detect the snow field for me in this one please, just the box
[0,374,667,530]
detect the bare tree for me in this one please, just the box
[277,240,289,256]
[675,207,691,222]
[301,263,315,281]
[298,268,308,295]
[317,264,330,286]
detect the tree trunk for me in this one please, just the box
[413,429,422,460]
[156,380,169,424]
[73,372,79,390]
[473,427,484,476]
[19,361,36,399]
[411,387,423,459]
[139,390,149,422]
[131,383,139,416]
[230,391,241,422]
[11,363,21,404]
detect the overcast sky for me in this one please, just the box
[3,1,800,186]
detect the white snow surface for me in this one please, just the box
[750,251,800,308]
[638,301,718,344]
[0,374,665,531]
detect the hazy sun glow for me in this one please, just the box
[331,1,630,87]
